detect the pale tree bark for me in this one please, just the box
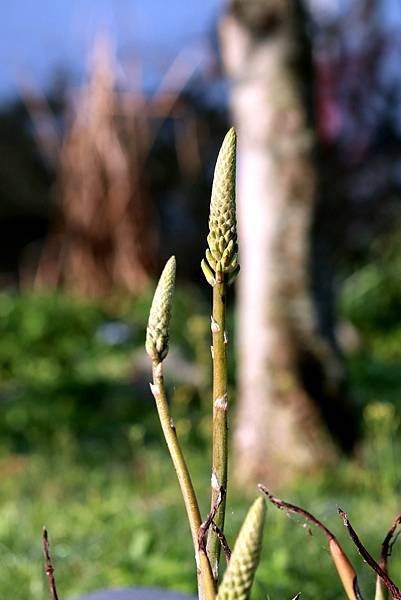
[219,0,358,485]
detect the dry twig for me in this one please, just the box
[199,486,225,552]
[211,522,231,565]
[338,509,401,600]
[198,486,231,565]
[376,513,401,600]
[42,528,59,600]
[380,514,401,572]
[259,485,363,600]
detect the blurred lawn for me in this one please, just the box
[0,241,401,599]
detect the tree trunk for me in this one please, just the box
[219,0,358,485]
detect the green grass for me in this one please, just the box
[2,422,401,600]
[1,274,401,599]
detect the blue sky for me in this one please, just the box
[0,0,222,101]
[2,1,401,104]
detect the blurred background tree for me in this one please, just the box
[220,0,358,485]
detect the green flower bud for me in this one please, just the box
[202,128,239,285]
[217,497,265,600]
[146,256,176,363]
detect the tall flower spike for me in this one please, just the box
[217,497,266,600]
[146,256,176,364]
[201,127,239,286]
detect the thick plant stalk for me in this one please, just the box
[150,363,215,600]
[216,497,266,600]
[208,278,228,580]
[146,257,216,600]
[202,128,239,580]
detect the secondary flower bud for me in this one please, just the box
[146,256,176,363]
[217,497,265,599]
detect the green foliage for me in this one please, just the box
[0,451,204,599]
[0,291,139,453]
[340,231,401,500]
[0,289,209,455]
[2,405,401,600]
[342,232,401,343]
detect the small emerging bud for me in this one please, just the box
[217,497,265,599]
[201,258,216,287]
[146,256,176,363]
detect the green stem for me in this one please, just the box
[206,278,228,581]
[151,362,216,600]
